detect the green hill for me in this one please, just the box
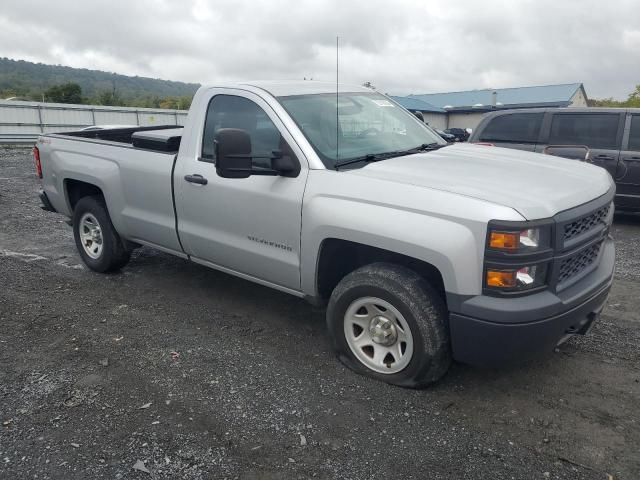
[0,57,200,108]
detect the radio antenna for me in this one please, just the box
[336,35,339,163]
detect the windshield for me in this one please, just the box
[277,92,445,168]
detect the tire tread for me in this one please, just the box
[72,195,130,273]
[327,262,451,388]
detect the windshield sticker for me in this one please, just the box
[372,99,395,107]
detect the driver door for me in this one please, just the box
[175,90,308,291]
[617,113,640,210]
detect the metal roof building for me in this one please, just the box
[391,83,588,130]
[388,96,446,113]
[388,95,448,128]
[409,83,587,112]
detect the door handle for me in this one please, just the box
[184,174,208,185]
[594,154,615,161]
[623,156,640,162]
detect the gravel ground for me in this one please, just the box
[0,146,639,480]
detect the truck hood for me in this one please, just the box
[346,144,613,219]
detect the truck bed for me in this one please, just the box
[38,127,184,254]
[55,125,183,153]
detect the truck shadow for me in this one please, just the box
[125,245,328,339]
[113,240,632,396]
[123,246,581,391]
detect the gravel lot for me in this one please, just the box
[1,146,639,480]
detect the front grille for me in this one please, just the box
[558,242,602,285]
[563,204,610,243]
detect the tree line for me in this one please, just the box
[0,57,197,109]
[28,82,193,109]
[2,81,192,110]
[587,85,640,108]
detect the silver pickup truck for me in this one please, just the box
[35,81,615,388]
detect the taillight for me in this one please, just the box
[33,146,42,178]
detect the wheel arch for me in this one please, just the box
[313,238,448,304]
[64,178,104,211]
[61,172,128,238]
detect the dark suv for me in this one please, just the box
[470,108,640,212]
[444,127,470,142]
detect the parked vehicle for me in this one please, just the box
[35,81,615,388]
[412,111,425,122]
[434,128,457,143]
[410,112,455,143]
[470,107,640,212]
[444,127,470,142]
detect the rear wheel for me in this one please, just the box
[72,195,130,272]
[327,263,451,388]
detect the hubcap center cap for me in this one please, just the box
[369,316,397,346]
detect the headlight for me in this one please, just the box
[488,226,550,252]
[519,228,540,248]
[489,228,540,250]
[485,263,548,291]
[484,221,553,295]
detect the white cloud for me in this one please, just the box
[0,0,639,99]
[623,29,640,49]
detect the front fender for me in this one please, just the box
[300,167,526,300]
[301,195,483,297]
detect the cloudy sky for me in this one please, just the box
[1,0,639,99]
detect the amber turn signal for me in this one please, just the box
[489,231,519,250]
[486,270,517,288]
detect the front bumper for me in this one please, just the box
[449,238,614,367]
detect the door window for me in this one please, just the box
[629,115,640,151]
[549,113,619,149]
[202,95,284,168]
[479,113,543,143]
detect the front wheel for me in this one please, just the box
[72,195,131,272]
[327,263,451,388]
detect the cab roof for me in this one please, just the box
[203,80,372,97]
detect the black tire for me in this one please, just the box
[72,195,130,273]
[327,262,451,388]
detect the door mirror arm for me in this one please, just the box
[270,150,297,177]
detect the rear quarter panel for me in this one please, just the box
[38,135,182,252]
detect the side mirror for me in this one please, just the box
[543,145,591,162]
[215,128,252,178]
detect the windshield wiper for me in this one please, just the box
[334,153,395,170]
[407,142,447,153]
[333,143,447,170]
